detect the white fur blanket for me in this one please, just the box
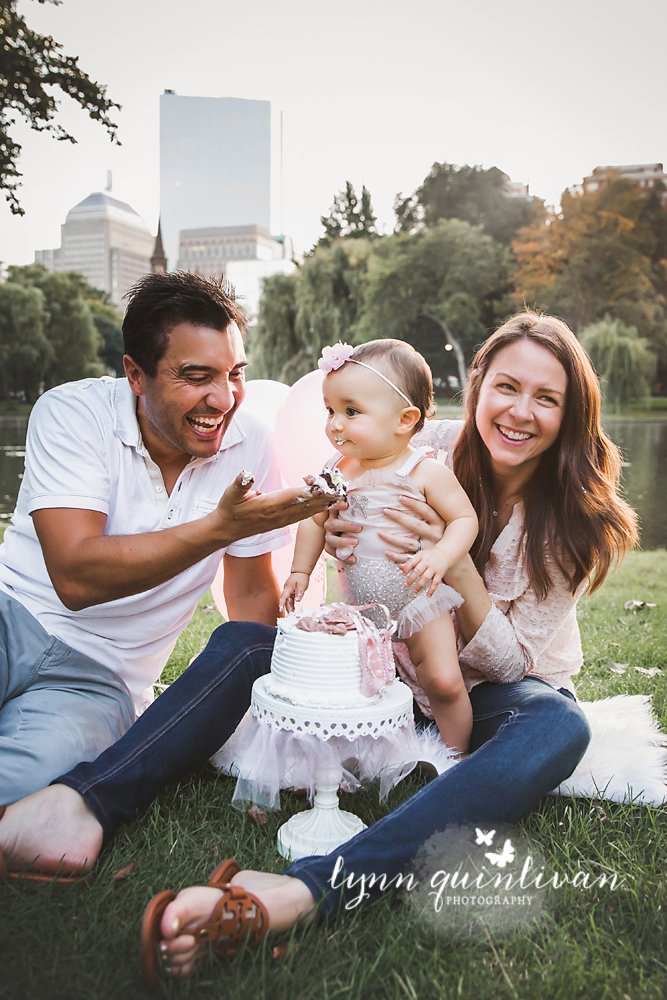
[416,694,667,807]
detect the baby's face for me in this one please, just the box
[322,363,406,460]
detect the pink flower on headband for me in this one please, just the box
[318,342,354,373]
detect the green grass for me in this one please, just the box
[2,553,667,999]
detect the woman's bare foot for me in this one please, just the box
[159,872,317,979]
[0,784,103,875]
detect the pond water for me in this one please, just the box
[0,415,665,549]
[604,419,667,551]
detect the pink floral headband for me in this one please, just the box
[318,342,413,407]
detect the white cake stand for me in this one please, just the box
[249,676,415,861]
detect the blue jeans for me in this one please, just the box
[286,677,590,914]
[58,622,591,914]
[58,622,278,840]
[0,591,135,804]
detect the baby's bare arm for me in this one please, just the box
[279,515,328,613]
[291,514,327,573]
[405,460,478,593]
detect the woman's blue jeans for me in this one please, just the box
[58,622,591,915]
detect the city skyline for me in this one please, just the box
[2,0,666,268]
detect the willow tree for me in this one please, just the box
[580,316,657,411]
[249,240,374,384]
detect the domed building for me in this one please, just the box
[35,190,154,310]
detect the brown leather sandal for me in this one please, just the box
[140,859,269,991]
[0,805,91,886]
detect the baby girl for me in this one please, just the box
[280,339,478,754]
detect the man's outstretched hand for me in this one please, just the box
[215,471,337,543]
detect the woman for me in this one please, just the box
[141,312,638,984]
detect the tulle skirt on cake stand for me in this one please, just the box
[212,675,424,861]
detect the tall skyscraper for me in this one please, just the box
[160,92,271,269]
[35,191,153,310]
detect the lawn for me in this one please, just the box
[1,551,667,999]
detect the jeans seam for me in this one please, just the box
[472,707,517,723]
[12,635,59,697]
[72,639,275,800]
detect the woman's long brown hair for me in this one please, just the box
[453,312,639,599]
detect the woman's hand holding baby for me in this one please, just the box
[380,495,446,562]
[278,573,311,614]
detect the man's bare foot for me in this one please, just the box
[0,784,103,875]
[159,873,317,979]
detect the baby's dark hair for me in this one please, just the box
[350,339,435,433]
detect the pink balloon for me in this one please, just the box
[274,369,332,487]
[242,379,290,432]
[211,371,329,619]
[211,530,326,620]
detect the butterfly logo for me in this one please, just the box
[485,839,515,868]
[475,828,496,846]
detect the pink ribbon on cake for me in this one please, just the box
[297,603,396,697]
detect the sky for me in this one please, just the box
[2,0,666,266]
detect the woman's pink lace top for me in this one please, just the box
[413,420,583,693]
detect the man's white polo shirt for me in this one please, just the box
[0,377,290,713]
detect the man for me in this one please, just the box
[0,271,332,809]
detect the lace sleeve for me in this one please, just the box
[413,420,464,470]
[458,555,584,685]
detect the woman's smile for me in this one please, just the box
[494,423,535,444]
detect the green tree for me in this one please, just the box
[246,273,300,382]
[317,182,377,248]
[296,239,372,357]
[0,0,119,214]
[7,264,105,385]
[250,241,374,383]
[580,316,657,412]
[0,280,53,400]
[87,297,124,376]
[354,219,509,387]
[395,163,541,246]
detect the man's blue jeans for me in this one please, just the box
[58,622,591,914]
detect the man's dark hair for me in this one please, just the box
[122,271,247,377]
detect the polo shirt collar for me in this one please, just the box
[111,377,246,458]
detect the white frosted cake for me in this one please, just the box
[264,608,381,708]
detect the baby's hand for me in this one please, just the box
[400,549,450,598]
[279,573,311,614]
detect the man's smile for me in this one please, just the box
[187,413,225,438]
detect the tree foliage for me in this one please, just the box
[580,316,657,411]
[512,179,667,365]
[250,223,507,387]
[249,241,374,383]
[317,181,377,248]
[0,0,120,214]
[246,273,300,382]
[87,296,125,376]
[3,264,106,397]
[395,162,541,246]
[355,219,509,386]
[0,279,52,400]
